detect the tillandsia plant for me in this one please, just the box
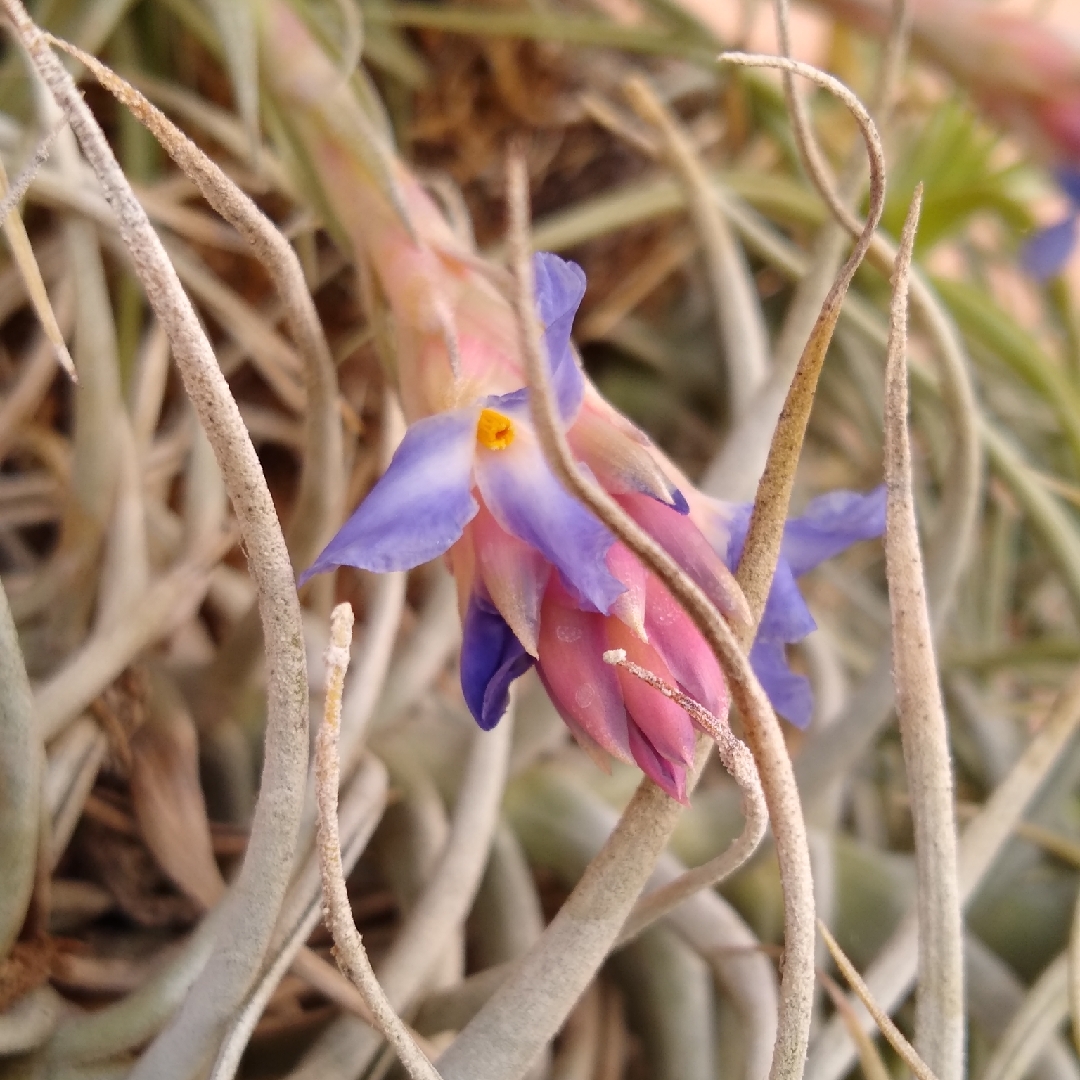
[301,249,886,799]
[268,1,886,800]
[6,0,1080,1077]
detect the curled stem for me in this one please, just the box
[602,650,767,942]
[717,51,885,627]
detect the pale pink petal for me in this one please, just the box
[569,399,686,510]
[606,542,647,640]
[473,504,550,657]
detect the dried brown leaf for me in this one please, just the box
[129,673,224,911]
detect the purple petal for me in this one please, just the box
[757,560,817,644]
[461,593,535,730]
[474,409,623,614]
[1056,167,1080,207]
[1021,216,1079,281]
[750,638,813,729]
[782,486,887,576]
[533,252,586,422]
[299,408,479,583]
[716,487,884,728]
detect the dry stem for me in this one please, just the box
[718,52,885,627]
[602,649,767,942]
[882,185,965,1080]
[314,604,442,1080]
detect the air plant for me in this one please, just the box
[301,249,886,799]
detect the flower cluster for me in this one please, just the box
[302,254,885,801]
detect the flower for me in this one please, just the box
[1021,168,1080,280]
[262,5,885,796]
[303,252,886,801]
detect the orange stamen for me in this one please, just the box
[476,408,515,450]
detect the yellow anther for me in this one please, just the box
[476,408,515,450]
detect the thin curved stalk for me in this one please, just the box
[296,569,406,855]
[717,51,885,625]
[312,605,441,1080]
[770,0,977,628]
[817,922,938,1080]
[0,8,311,1079]
[292,704,513,1078]
[0,577,43,956]
[604,652,767,942]
[883,189,964,1080]
[0,126,75,381]
[791,271,981,807]
[210,753,391,1080]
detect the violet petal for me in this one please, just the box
[299,407,479,583]
[533,252,586,422]
[750,638,813,729]
[782,486,887,576]
[1021,215,1079,281]
[461,592,535,730]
